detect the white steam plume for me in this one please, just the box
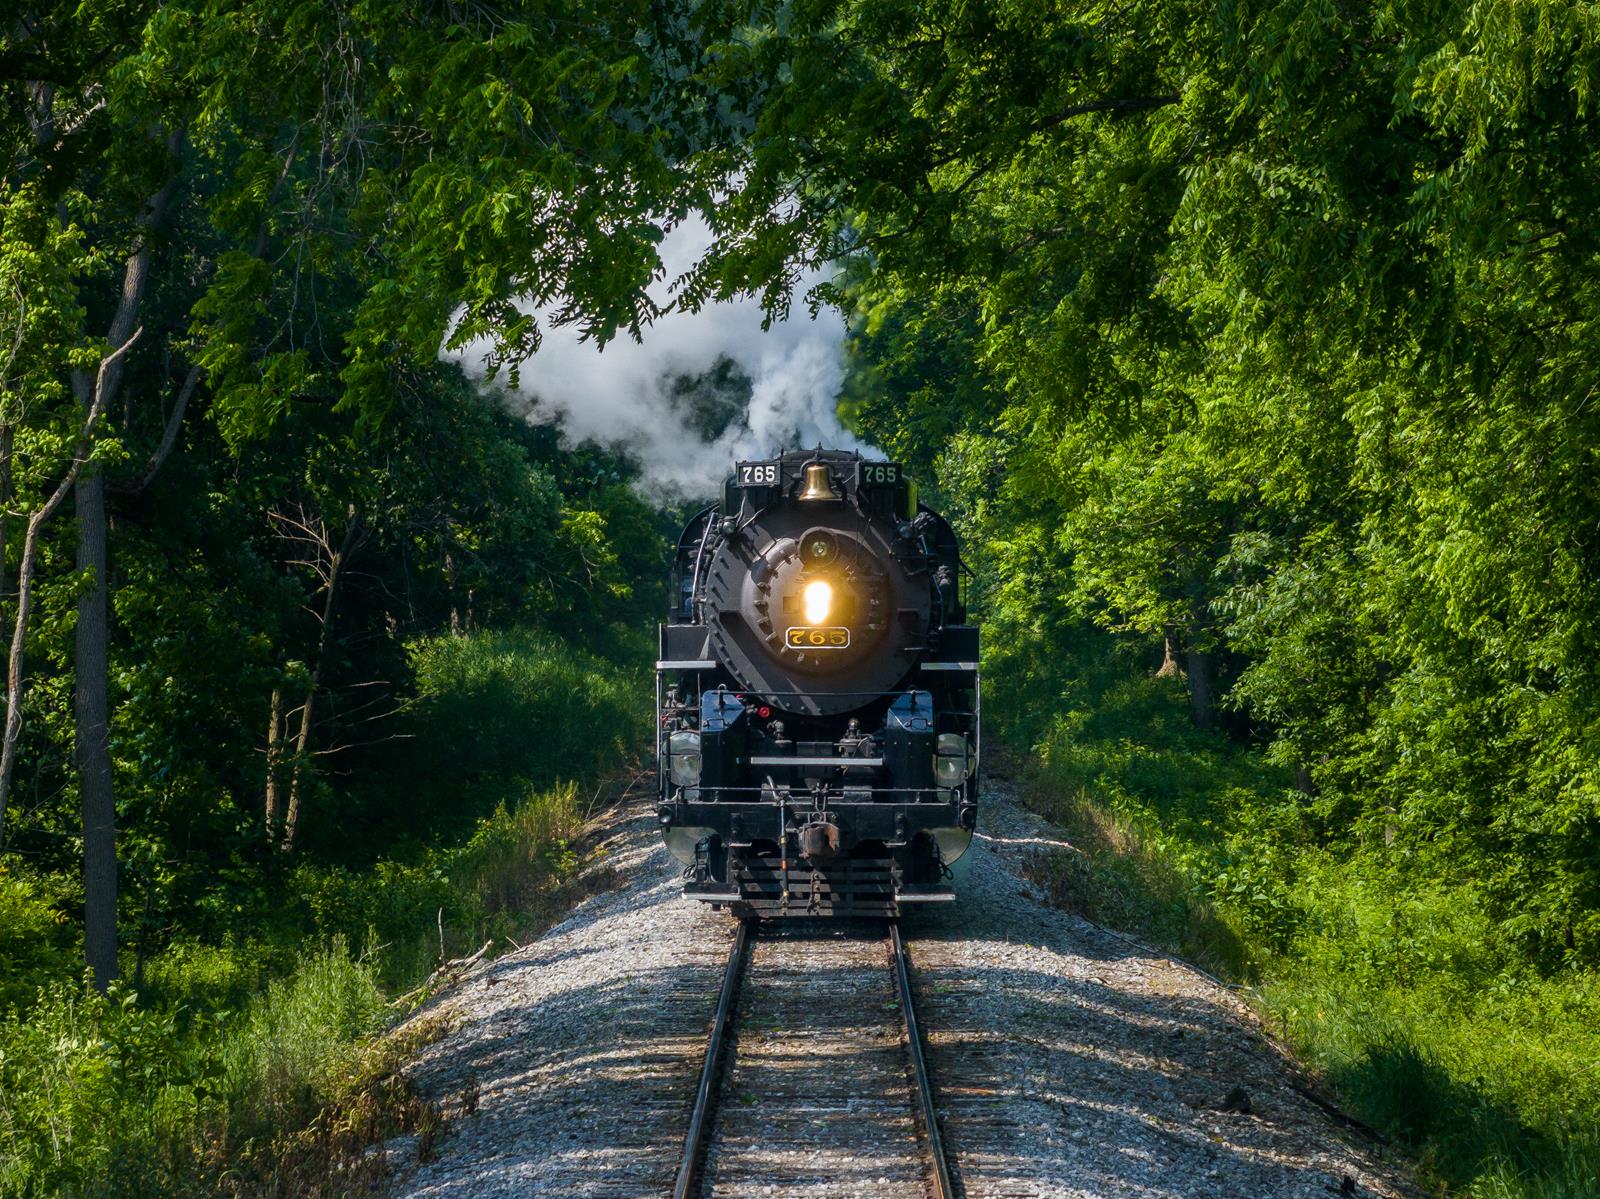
[444,216,872,499]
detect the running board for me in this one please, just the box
[896,889,957,903]
[684,886,743,903]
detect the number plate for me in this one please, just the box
[737,460,780,486]
[785,626,852,650]
[857,461,900,486]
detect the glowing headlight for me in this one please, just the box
[668,730,701,787]
[933,732,973,788]
[802,579,833,625]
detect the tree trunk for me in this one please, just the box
[1155,623,1182,678]
[281,687,315,852]
[281,511,362,852]
[1186,640,1216,730]
[0,338,127,848]
[76,465,117,989]
[67,129,181,991]
[264,685,285,845]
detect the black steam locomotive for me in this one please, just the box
[656,449,979,918]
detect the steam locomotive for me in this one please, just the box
[656,449,979,918]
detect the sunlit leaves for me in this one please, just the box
[803,0,1600,966]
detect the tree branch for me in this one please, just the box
[122,363,201,495]
[924,93,1182,173]
[1031,93,1181,136]
[0,324,138,840]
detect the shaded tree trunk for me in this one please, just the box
[281,509,363,852]
[264,685,285,844]
[1155,623,1182,678]
[66,129,182,991]
[75,465,117,988]
[1180,561,1218,731]
[1186,640,1216,730]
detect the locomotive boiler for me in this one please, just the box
[656,449,979,918]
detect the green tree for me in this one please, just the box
[4,0,734,986]
[699,0,1600,964]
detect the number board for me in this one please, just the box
[856,461,901,487]
[737,460,780,487]
[785,626,851,650]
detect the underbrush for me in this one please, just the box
[290,779,605,991]
[0,779,606,1199]
[0,865,76,1011]
[0,943,449,1199]
[0,627,644,1198]
[1013,654,1600,1198]
[298,627,648,861]
[401,628,646,794]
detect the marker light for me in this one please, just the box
[934,732,974,788]
[803,579,833,625]
[667,730,701,787]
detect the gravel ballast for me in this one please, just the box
[390,784,1416,1198]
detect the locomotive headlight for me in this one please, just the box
[668,730,701,787]
[802,579,833,625]
[933,732,973,787]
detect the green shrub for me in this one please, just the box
[450,780,583,915]
[0,943,409,1199]
[220,941,389,1134]
[0,863,75,1013]
[0,983,209,1198]
[403,629,647,789]
[136,938,271,1015]
[1008,646,1600,1198]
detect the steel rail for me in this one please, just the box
[677,920,954,1199]
[673,918,751,1199]
[890,921,956,1199]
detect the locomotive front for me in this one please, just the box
[656,449,979,918]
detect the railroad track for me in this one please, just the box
[673,919,955,1199]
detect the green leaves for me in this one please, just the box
[790,0,1600,970]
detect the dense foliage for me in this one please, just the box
[712,1,1600,1192]
[2,5,674,1192]
[716,0,1600,969]
[6,1,1600,1195]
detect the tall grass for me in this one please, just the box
[1013,651,1600,1198]
[0,945,428,1199]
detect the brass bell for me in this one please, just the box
[797,462,835,501]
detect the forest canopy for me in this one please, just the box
[703,0,1600,968]
[2,1,1599,1195]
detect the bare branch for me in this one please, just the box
[126,363,201,494]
